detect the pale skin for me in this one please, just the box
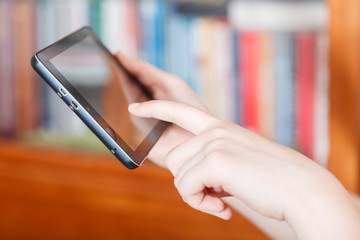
[116,52,360,240]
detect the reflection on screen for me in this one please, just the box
[50,36,157,150]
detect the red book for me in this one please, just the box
[295,33,316,159]
[238,32,260,133]
[13,1,39,134]
[125,0,139,58]
[0,1,16,136]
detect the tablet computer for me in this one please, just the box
[31,27,169,169]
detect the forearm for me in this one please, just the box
[350,193,360,210]
[286,171,360,240]
[225,197,297,240]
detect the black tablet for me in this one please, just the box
[31,27,169,169]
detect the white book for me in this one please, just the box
[228,1,329,31]
[68,0,89,33]
[313,32,329,167]
[101,0,128,54]
[213,19,236,122]
[191,17,207,100]
[36,0,57,48]
[199,18,217,115]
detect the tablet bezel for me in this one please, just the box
[31,27,169,169]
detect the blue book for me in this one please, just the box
[139,0,166,69]
[275,33,295,147]
[188,16,199,94]
[36,0,57,130]
[89,0,101,39]
[168,13,193,89]
[154,1,166,70]
[232,31,241,125]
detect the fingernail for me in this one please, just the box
[128,103,140,110]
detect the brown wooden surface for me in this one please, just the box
[328,0,360,193]
[0,140,268,240]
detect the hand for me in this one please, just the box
[129,100,360,239]
[116,52,209,167]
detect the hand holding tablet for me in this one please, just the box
[31,27,169,169]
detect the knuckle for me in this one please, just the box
[204,137,229,153]
[164,152,178,172]
[208,125,231,138]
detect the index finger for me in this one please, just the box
[128,100,219,135]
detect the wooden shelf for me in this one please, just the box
[328,0,360,193]
[0,140,268,239]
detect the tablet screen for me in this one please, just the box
[49,35,158,151]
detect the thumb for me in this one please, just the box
[128,100,218,135]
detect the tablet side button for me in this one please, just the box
[70,100,79,110]
[59,87,67,96]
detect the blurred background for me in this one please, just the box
[0,0,359,239]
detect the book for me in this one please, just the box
[235,32,243,125]
[139,0,166,69]
[275,33,295,147]
[101,0,128,54]
[228,1,328,32]
[239,32,260,133]
[125,0,140,58]
[13,1,39,134]
[197,17,217,115]
[89,0,102,38]
[213,17,236,122]
[0,1,16,136]
[313,32,329,166]
[295,32,316,159]
[258,32,276,139]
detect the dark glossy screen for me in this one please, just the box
[50,35,157,150]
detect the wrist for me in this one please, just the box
[285,165,360,240]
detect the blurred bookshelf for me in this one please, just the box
[0,0,359,239]
[1,0,330,160]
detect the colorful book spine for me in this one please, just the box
[275,33,295,147]
[295,32,316,159]
[232,31,240,125]
[89,0,102,38]
[0,1,16,136]
[213,17,236,122]
[101,0,128,54]
[36,0,57,130]
[235,32,243,125]
[139,0,166,69]
[125,0,140,58]
[188,15,200,94]
[313,32,329,166]
[239,32,260,133]
[199,18,216,115]
[258,32,276,139]
[13,1,39,134]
